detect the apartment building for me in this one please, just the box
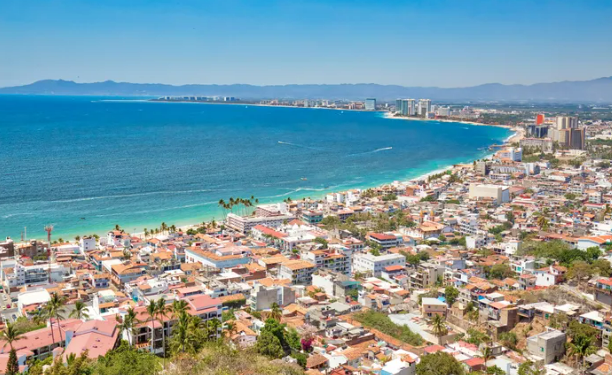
[278,260,316,285]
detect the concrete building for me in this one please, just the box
[353,253,405,277]
[248,282,295,311]
[418,99,431,116]
[468,184,510,205]
[278,260,316,285]
[526,328,566,364]
[365,98,376,111]
[226,212,295,233]
[421,297,447,317]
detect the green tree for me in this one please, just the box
[518,361,544,375]
[169,312,204,355]
[568,334,597,366]
[117,307,138,347]
[94,341,160,375]
[256,329,284,358]
[488,264,513,280]
[0,323,23,375]
[431,315,448,338]
[416,352,465,375]
[46,293,67,348]
[69,301,90,320]
[270,302,282,322]
[313,237,328,249]
[146,302,157,353]
[444,285,459,307]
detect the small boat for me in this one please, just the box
[80,217,86,220]
[301,177,307,181]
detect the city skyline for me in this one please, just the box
[1,0,611,88]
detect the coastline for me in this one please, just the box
[382,111,513,129]
[3,100,516,240]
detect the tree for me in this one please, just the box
[313,237,328,249]
[567,260,594,287]
[498,332,517,349]
[416,352,465,375]
[69,301,90,320]
[146,302,157,353]
[488,264,513,280]
[46,293,67,349]
[431,315,448,338]
[444,286,459,307]
[536,216,549,231]
[480,345,493,365]
[94,341,160,375]
[169,312,204,355]
[205,318,222,340]
[518,361,544,375]
[117,307,138,347]
[286,328,301,352]
[256,329,284,358]
[270,302,282,322]
[568,334,597,366]
[5,349,18,375]
[154,299,169,364]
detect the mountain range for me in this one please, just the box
[2,77,612,102]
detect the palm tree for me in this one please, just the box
[161,222,168,234]
[0,323,24,351]
[146,302,157,353]
[536,215,549,231]
[431,314,448,338]
[143,228,148,238]
[171,300,189,319]
[206,318,222,340]
[155,299,169,365]
[118,307,138,347]
[480,345,493,366]
[31,309,47,326]
[46,293,67,349]
[568,335,597,366]
[223,321,236,338]
[69,301,89,320]
[270,303,282,322]
[169,312,202,356]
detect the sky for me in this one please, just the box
[1,0,611,88]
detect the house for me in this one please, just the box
[421,298,447,317]
[526,328,566,364]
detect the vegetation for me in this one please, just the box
[416,352,465,375]
[444,285,459,307]
[353,310,423,346]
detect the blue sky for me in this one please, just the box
[1,0,611,87]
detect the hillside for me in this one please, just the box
[2,77,612,102]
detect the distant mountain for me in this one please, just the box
[2,77,612,102]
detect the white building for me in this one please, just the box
[226,212,295,233]
[353,253,405,277]
[468,184,510,205]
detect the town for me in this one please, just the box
[2,110,612,375]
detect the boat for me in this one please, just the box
[301,177,307,181]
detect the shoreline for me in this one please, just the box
[9,108,517,241]
[381,112,513,129]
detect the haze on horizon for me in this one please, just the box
[1,0,611,88]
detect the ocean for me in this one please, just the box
[0,95,511,240]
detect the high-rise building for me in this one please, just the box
[418,99,431,116]
[406,99,416,116]
[536,114,545,125]
[555,116,578,130]
[396,99,416,116]
[365,98,376,111]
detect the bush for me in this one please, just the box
[352,310,423,346]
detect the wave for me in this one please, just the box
[2,212,34,219]
[30,189,216,204]
[260,186,339,199]
[277,141,322,150]
[92,201,218,217]
[349,147,392,156]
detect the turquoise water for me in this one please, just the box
[0,95,510,239]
